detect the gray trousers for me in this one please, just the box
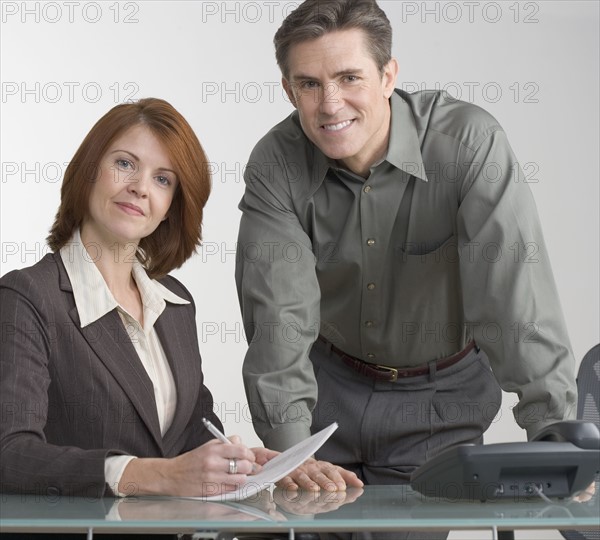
[309,340,502,540]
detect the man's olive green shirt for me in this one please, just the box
[236,90,576,451]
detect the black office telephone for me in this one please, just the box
[410,421,600,501]
[532,420,600,449]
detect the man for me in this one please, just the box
[236,0,576,490]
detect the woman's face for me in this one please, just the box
[82,124,179,248]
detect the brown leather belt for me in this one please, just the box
[317,336,477,382]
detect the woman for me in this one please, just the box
[0,98,360,507]
[0,98,266,500]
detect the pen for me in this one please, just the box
[202,417,259,473]
[202,417,231,445]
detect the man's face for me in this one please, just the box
[283,28,398,177]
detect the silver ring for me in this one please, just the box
[228,458,238,475]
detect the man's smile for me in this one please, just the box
[321,119,355,131]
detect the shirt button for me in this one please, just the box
[366,238,376,247]
[367,283,376,290]
[363,185,372,193]
[365,321,374,328]
[367,353,376,360]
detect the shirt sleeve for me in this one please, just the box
[105,455,137,497]
[457,128,577,439]
[236,164,320,451]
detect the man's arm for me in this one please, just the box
[457,127,577,439]
[236,161,320,451]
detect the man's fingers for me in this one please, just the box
[281,466,320,490]
[338,468,364,488]
[311,472,338,491]
[280,461,364,492]
[312,468,345,491]
[277,475,299,491]
[293,471,319,491]
[573,482,596,502]
[277,461,362,493]
[306,462,362,491]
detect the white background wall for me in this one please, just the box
[1,3,598,532]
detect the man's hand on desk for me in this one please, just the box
[250,449,364,492]
[573,482,597,503]
[276,458,364,492]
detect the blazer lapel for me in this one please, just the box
[155,302,202,454]
[56,256,163,450]
[69,307,164,450]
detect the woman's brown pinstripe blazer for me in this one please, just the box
[0,252,222,498]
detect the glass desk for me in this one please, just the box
[1,485,598,539]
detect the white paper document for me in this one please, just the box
[202,422,338,501]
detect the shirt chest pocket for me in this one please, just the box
[398,233,457,259]
[392,234,462,322]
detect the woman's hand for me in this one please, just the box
[251,446,280,467]
[118,435,258,497]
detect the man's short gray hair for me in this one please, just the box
[274,0,393,80]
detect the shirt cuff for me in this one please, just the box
[525,412,577,442]
[262,422,312,452]
[105,455,137,497]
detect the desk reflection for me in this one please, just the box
[114,487,364,523]
[1,485,598,535]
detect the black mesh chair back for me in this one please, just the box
[561,344,600,540]
[577,344,600,425]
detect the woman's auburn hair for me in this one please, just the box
[47,98,211,279]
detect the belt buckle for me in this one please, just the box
[375,364,398,382]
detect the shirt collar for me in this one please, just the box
[59,229,188,328]
[302,90,428,199]
[385,91,429,182]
